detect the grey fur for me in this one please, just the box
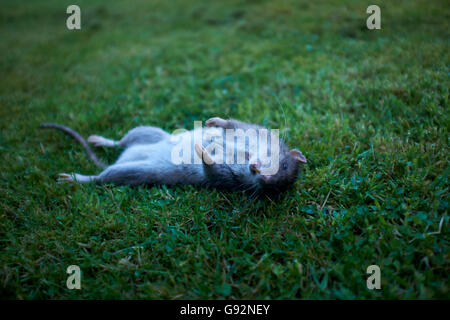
[117,126,170,147]
[41,118,307,194]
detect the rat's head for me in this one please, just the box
[250,148,307,193]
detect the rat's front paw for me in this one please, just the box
[205,117,227,128]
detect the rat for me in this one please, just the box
[40,117,307,194]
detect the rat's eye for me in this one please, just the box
[282,163,288,170]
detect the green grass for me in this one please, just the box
[0,0,449,299]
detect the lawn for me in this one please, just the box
[0,0,448,299]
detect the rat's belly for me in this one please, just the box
[114,140,206,185]
[115,141,174,164]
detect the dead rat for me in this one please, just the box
[40,117,307,194]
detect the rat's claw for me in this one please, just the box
[205,118,218,127]
[205,117,226,128]
[57,173,75,184]
[194,143,215,165]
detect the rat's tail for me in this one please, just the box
[40,123,107,169]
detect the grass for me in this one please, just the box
[0,0,448,299]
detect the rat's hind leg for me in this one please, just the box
[117,126,170,147]
[96,161,163,186]
[57,162,153,185]
[88,126,169,148]
[58,173,98,184]
[87,135,118,147]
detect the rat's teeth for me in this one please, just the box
[194,143,214,165]
[194,143,203,158]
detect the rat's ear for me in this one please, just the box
[290,149,307,163]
